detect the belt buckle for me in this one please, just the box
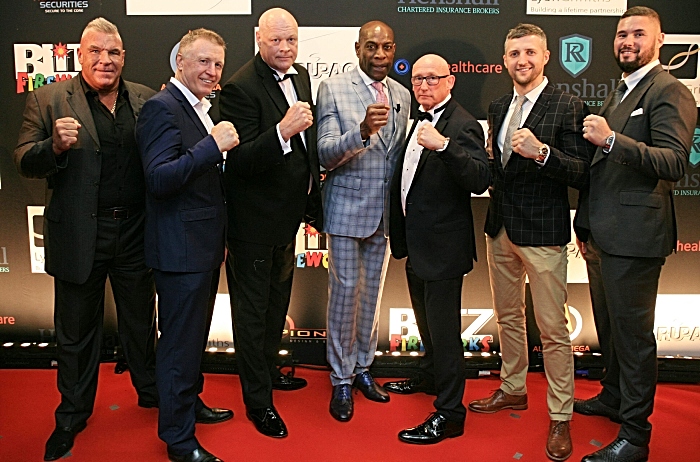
[112,208,129,219]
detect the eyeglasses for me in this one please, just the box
[410,75,449,86]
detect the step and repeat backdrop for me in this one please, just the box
[1,0,699,365]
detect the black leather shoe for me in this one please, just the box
[138,396,159,408]
[383,377,437,396]
[581,438,649,462]
[271,373,307,391]
[246,407,288,438]
[573,394,621,423]
[329,384,353,422]
[168,447,223,462]
[44,422,87,461]
[195,405,234,424]
[353,371,390,402]
[398,412,464,445]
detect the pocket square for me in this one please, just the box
[630,108,643,117]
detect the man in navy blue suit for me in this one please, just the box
[136,29,239,462]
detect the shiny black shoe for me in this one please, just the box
[168,446,223,462]
[398,413,464,445]
[271,373,307,391]
[383,376,437,396]
[195,405,234,424]
[581,438,649,462]
[353,371,390,402]
[246,406,288,438]
[573,394,621,423]
[44,422,87,461]
[329,384,353,422]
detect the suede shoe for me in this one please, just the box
[329,384,353,422]
[195,405,233,424]
[44,422,87,461]
[246,406,288,438]
[546,420,572,461]
[398,412,464,445]
[573,394,621,423]
[468,389,528,413]
[581,438,649,462]
[168,446,222,462]
[353,371,390,402]
[271,373,307,391]
[383,376,437,396]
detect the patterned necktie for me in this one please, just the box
[603,80,628,117]
[502,95,525,166]
[371,81,388,106]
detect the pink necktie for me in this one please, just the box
[371,81,388,106]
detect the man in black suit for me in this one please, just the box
[387,54,490,445]
[14,17,158,461]
[218,7,323,438]
[136,29,238,462]
[468,24,594,461]
[574,7,696,462]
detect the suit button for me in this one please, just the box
[384,178,388,183]
[91,213,96,218]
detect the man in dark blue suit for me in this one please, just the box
[136,29,239,462]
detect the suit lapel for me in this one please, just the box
[66,77,100,147]
[490,94,511,174]
[351,68,389,149]
[522,84,553,131]
[125,81,148,120]
[166,82,208,138]
[255,53,291,118]
[412,99,456,183]
[290,64,311,104]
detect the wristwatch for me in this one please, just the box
[437,137,450,152]
[603,132,615,153]
[535,144,549,163]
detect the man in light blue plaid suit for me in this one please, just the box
[316,20,411,422]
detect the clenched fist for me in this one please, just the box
[52,117,81,155]
[360,103,390,140]
[416,124,447,151]
[279,101,313,141]
[211,121,239,152]
[510,128,543,159]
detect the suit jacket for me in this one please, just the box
[485,83,594,247]
[14,76,155,284]
[389,98,490,281]
[574,65,696,258]
[135,82,226,273]
[219,53,323,246]
[317,67,411,238]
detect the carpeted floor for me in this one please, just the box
[0,364,698,461]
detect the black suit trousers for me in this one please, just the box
[53,212,156,429]
[405,260,466,422]
[226,237,295,409]
[585,236,664,446]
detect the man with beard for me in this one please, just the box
[316,20,411,422]
[574,7,696,462]
[468,23,594,461]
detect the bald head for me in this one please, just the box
[412,54,454,111]
[256,8,298,72]
[414,54,451,75]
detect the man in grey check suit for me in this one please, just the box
[574,7,696,462]
[316,20,410,422]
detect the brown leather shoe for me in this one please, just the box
[546,420,572,461]
[468,389,528,414]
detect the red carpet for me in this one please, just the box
[0,364,698,461]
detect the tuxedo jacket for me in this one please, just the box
[389,99,490,281]
[575,65,696,258]
[219,53,323,246]
[484,83,594,247]
[316,67,411,238]
[135,82,226,273]
[14,76,155,284]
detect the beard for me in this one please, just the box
[615,46,655,74]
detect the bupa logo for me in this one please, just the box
[690,127,700,168]
[559,34,592,78]
[394,58,410,76]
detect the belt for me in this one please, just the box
[96,204,143,219]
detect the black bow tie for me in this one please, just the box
[275,73,292,82]
[416,102,448,122]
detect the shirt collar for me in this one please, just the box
[271,65,299,82]
[513,76,549,105]
[357,66,388,88]
[621,59,659,93]
[170,76,211,111]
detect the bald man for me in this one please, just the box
[316,20,411,422]
[219,8,323,438]
[387,54,490,444]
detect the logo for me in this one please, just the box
[396,0,501,15]
[677,240,700,252]
[0,246,8,273]
[0,315,16,325]
[15,42,80,93]
[394,58,410,75]
[690,127,700,168]
[27,206,45,273]
[662,35,700,107]
[294,224,328,269]
[35,1,89,14]
[655,294,700,356]
[527,0,626,16]
[559,34,592,78]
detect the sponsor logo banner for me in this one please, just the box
[662,35,700,107]
[559,34,592,78]
[655,294,700,356]
[126,0,251,15]
[14,42,80,93]
[35,1,89,14]
[675,127,700,196]
[27,206,45,273]
[0,247,9,273]
[527,0,626,16]
[396,0,501,15]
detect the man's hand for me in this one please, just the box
[211,121,240,152]
[576,237,587,256]
[52,117,81,155]
[416,124,446,151]
[279,101,313,141]
[359,103,390,140]
[583,114,612,147]
[511,128,542,159]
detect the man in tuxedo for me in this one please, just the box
[218,7,323,437]
[387,54,490,444]
[136,29,238,462]
[14,17,158,461]
[467,24,594,461]
[573,7,696,462]
[316,21,411,422]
